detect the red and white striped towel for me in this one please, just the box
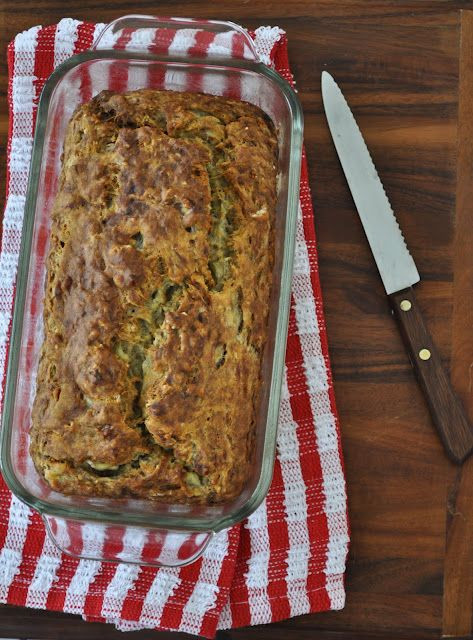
[1,18,349,637]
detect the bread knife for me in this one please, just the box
[321,70,473,464]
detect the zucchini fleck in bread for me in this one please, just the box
[30,89,278,503]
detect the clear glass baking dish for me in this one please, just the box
[0,15,303,566]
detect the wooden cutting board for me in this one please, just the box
[308,8,473,639]
[1,3,473,639]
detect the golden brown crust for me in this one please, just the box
[30,89,277,503]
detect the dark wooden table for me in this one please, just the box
[2,1,473,638]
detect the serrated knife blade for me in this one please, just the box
[322,70,473,464]
[321,71,419,295]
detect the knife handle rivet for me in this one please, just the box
[419,348,431,361]
[400,300,412,311]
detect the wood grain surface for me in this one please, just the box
[444,9,473,637]
[2,1,473,639]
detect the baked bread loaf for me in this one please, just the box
[30,88,277,503]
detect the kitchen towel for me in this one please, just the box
[1,18,349,637]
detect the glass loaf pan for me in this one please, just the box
[0,15,303,566]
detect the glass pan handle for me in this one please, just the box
[92,14,260,62]
[43,514,212,567]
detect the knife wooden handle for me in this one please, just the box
[389,287,473,464]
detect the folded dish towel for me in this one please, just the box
[0,18,349,637]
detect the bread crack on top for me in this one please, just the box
[30,88,278,503]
